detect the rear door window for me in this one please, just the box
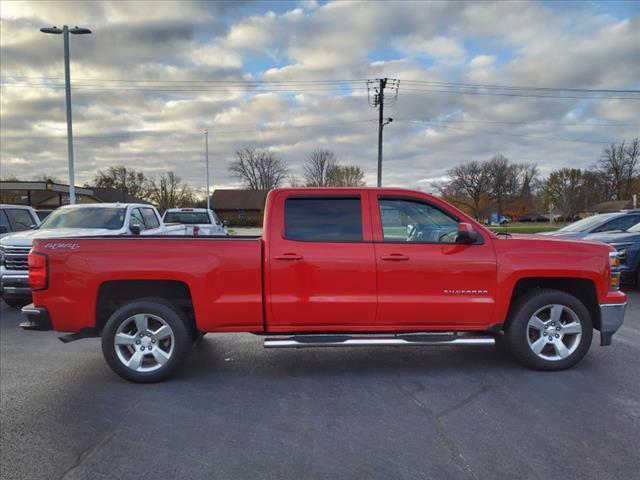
[141,208,160,229]
[284,196,362,242]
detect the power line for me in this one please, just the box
[400,79,640,94]
[399,86,639,100]
[4,74,637,94]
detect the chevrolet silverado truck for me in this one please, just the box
[21,188,627,382]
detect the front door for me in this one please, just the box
[266,193,377,332]
[372,194,497,329]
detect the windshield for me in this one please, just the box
[164,212,212,224]
[557,214,616,233]
[39,207,126,230]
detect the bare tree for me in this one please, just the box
[333,165,366,187]
[304,149,338,187]
[599,138,639,200]
[90,165,147,199]
[229,148,288,190]
[542,168,583,219]
[145,171,196,211]
[445,161,491,219]
[485,154,522,215]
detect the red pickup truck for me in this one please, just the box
[21,188,627,382]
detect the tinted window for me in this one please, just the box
[285,197,362,242]
[0,210,10,232]
[141,208,160,229]
[379,198,459,243]
[599,215,640,232]
[6,209,35,231]
[164,211,211,224]
[129,208,146,230]
[40,207,126,229]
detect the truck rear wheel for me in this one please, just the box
[101,298,192,383]
[505,289,592,370]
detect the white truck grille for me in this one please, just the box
[1,246,31,271]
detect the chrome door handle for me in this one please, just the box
[381,254,410,261]
[274,254,303,261]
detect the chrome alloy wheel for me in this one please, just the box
[526,304,582,361]
[114,313,175,372]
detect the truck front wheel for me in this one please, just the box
[505,289,593,370]
[101,298,192,383]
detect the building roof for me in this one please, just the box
[586,200,634,213]
[211,190,268,210]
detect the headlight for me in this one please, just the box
[609,251,621,290]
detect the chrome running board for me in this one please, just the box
[264,334,495,349]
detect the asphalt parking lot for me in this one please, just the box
[1,294,639,480]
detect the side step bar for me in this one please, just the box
[264,334,495,349]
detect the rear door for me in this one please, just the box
[372,193,497,329]
[266,192,377,332]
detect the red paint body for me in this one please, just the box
[30,188,626,333]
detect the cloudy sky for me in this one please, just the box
[1,0,638,193]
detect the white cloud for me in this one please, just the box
[469,55,496,68]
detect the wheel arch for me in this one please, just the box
[505,277,600,331]
[95,280,196,335]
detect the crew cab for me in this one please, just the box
[1,203,184,308]
[21,188,627,382]
[162,208,228,236]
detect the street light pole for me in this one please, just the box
[41,25,91,204]
[204,130,210,211]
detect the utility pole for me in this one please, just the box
[204,129,210,210]
[41,25,91,204]
[368,78,399,187]
[377,78,386,188]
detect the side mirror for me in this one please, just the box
[29,224,37,230]
[456,222,480,244]
[130,225,141,235]
[0,225,8,234]
[223,219,229,227]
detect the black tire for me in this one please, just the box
[505,289,593,371]
[2,297,31,309]
[101,298,192,383]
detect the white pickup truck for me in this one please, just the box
[162,208,228,236]
[0,203,185,308]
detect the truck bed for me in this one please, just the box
[32,236,265,333]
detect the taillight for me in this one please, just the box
[28,252,48,291]
[193,225,200,237]
[609,251,621,290]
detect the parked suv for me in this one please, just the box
[1,203,184,308]
[0,204,40,238]
[542,211,640,239]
